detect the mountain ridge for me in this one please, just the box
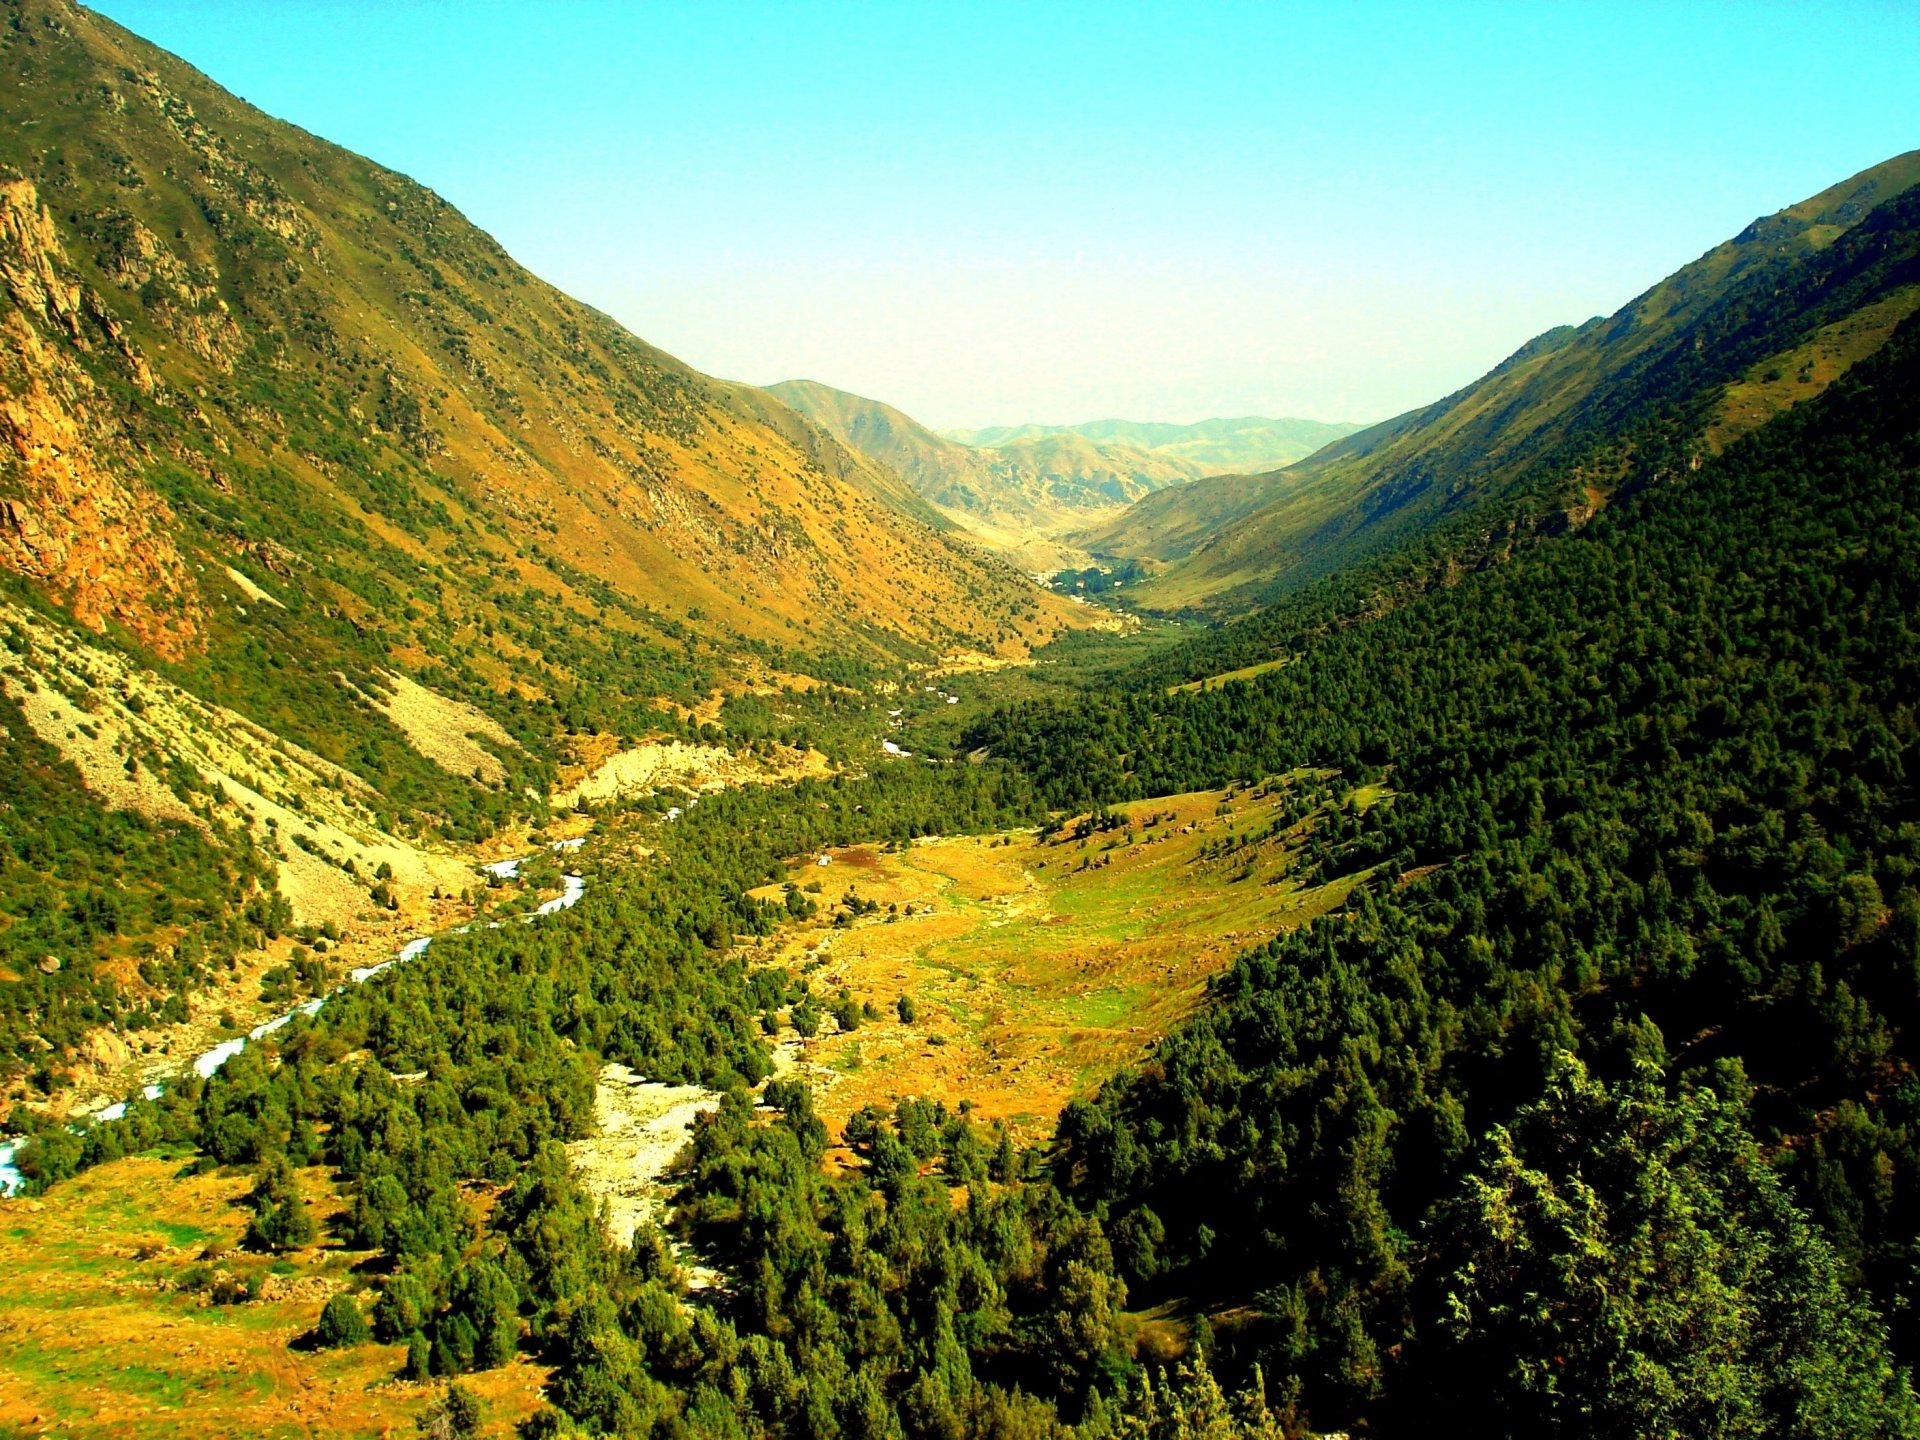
[766,376,1212,568]
[1092,149,1920,611]
[941,412,1363,473]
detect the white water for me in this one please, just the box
[0,841,590,1195]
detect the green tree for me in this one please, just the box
[315,1291,371,1348]
[417,1381,483,1440]
[244,1157,316,1251]
[1406,1054,1920,1438]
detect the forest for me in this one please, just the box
[11,310,1917,1438]
[973,313,1920,1430]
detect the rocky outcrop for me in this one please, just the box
[0,181,201,657]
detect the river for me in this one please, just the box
[0,841,589,1195]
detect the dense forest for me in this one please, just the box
[968,314,1920,1430]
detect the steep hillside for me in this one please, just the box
[764,378,1024,523]
[945,413,1362,473]
[766,378,1207,568]
[969,305,1920,1432]
[1102,151,1920,611]
[0,0,1070,698]
[1069,465,1293,564]
[0,0,1081,1093]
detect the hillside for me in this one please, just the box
[1068,464,1293,564]
[766,378,1210,568]
[944,413,1362,473]
[0,0,1084,1096]
[969,302,1920,1432]
[0,0,1072,691]
[1096,151,1920,611]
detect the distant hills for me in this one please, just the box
[942,414,1362,474]
[769,380,1357,569]
[1092,151,1920,612]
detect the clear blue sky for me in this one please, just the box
[99,1,1920,429]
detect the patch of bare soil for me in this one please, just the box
[343,669,518,784]
[566,1064,723,1287]
[552,739,829,810]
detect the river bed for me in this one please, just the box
[0,842,589,1195]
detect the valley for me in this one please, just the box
[1,3,1917,1439]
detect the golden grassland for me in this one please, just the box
[745,779,1375,1141]
[0,1156,544,1439]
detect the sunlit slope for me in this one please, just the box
[1103,151,1920,612]
[0,0,1071,711]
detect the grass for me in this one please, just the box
[1167,654,1289,693]
[0,1156,545,1438]
[745,781,1366,1141]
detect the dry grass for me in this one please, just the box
[742,781,1363,1141]
[353,671,518,786]
[1167,655,1289,693]
[0,1155,545,1438]
[1705,284,1920,454]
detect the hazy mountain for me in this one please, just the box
[1091,152,1920,611]
[943,414,1362,473]
[766,378,1208,568]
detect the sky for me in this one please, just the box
[98,1,1920,430]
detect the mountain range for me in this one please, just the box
[941,413,1361,473]
[0,0,1078,719]
[769,380,1357,570]
[1085,150,1920,611]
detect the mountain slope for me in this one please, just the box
[766,378,1209,567]
[1101,151,1920,611]
[0,0,1083,1092]
[0,0,1070,696]
[969,302,1920,1432]
[944,413,1362,473]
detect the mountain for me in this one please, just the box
[942,413,1363,473]
[1094,152,1920,612]
[0,0,1080,749]
[767,378,1210,567]
[0,0,1088,1092]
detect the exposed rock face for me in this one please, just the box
[0,189,202,659]
[86,206,245,370]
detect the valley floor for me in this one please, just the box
[0,1155,546,1438]
[742,779,1368,1140]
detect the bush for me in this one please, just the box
[315,1291,371,1348]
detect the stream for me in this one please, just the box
[0,841,590,1196]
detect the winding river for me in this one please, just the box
[0,842,590,1195]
